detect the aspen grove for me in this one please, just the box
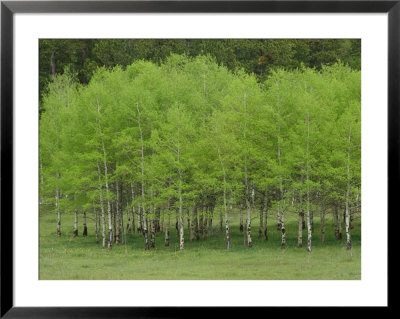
[39,55,361,253]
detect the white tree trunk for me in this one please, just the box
[297,209,303,248]
[136,103,149,250]
[103,143,112,249]
[217,145,230,250]
[307,205,312,252]
[97,100,113,249]
[150,219,155,248]
[150,189,156,248]
[297,177,304,247]
[244,160,252,247]
[55,180,61,237]
[306,114,312,252]
[226,201,232,250]
[115,181,121,244]
[345,135,352,250]
[73,210,78,237]
[137,201,142,233]
[178,173,184,250]
[129,183,135,233]
[94,207,98,244]
[242,92,252,247]
[263,190,268,241]
[280,207,286,249]
[277,135,285,249]
[97,163,106,248]
[165,209,170,246]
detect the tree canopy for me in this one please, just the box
[39,39,361,114]
[40,53,360,252]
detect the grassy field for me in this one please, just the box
[39,210,361,280]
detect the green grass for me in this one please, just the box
[39,211,361,280]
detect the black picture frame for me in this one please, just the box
[1,0,394,317]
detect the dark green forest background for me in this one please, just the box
[39,39,361,113]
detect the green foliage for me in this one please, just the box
[40,54,361,253]
[39,39,361,114]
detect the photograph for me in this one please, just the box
[38,39,361,280]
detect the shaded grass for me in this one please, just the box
[39,211,360,280]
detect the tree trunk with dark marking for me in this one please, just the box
[120,204,125,245]
[150,219,155,248]
[243,92,252,248]
[334,207,339,239]
[165,201,170,247]
[350,205,354,230]
[112,203,116,243]
[97,100,113,249]
[190,206,196,242]
[131,205,136,233]
[115,182,121,244]
[244,174,252,247]
[94,207,99,244]
[56,180,61,237]
[263,190,268,240]
[136,102,149,250]
[98,211,101,244]
[195,206,200,241]
[281,207,286,249]
[298,190,303,248]
[298,211,303,248]
[277,209,282,231]
[219,208,223,232]
[306,175,311,252]
[310,211,314,233]
[239,208,244,232]
[178,168,184,250]
[225,201,231,250]
[187,209,191,240]
[258,202,263,239]
[165,214,170,246]
[137,201,142,233]
[320,206,325,245]
[160,210,164,233]
[305,114,312,252]
[73,210,78,237]
[351,194,358,230]
[83,211,87,236]
[126,204,131,234]
[208,204,214,235]
[345,138,352,250]
[338,209,343,239]
[203,207,208,241]
[199,209,204,238]
[97,163,106,248]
